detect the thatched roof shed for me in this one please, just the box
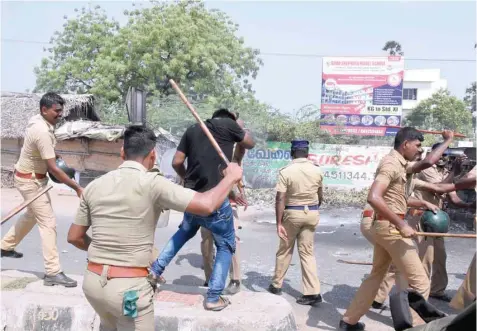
[1,92,99,139]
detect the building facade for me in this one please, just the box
[402,68,448,119]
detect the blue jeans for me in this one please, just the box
[151,200,235,303]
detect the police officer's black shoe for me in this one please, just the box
[429,293,452,302]
[267,284,282,295]
[371,300,388,310]
[296,294,323,305]
[224,280,241,295]
[1,249,23,258]
[44,272,77,287]
[338,320,365,330]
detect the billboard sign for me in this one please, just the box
[320,56,404,136]
[242,142,392,189]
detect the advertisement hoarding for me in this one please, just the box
[320,56,404,136]
[242,142,392,189]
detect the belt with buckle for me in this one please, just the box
[408,208,425,217]
[14,170,47,180]
[285,204,319,211]
[87,262,149,279]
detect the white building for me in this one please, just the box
[402,68,448,119]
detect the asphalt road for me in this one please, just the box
[1,188,475,331]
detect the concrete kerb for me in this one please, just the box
[1,270,297,331]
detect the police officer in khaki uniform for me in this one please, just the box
[339,127,454,330]
[450,166,476,310]
[360,203,399,310]
[268,140,323,306]
[360,166,461,310]
[67,125,243,330]
[1,92,82,287]
[410,145,473,303]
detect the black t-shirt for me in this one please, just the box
[177,117,245,192]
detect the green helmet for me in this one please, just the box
[419,210,450,234]
[49,158,76,183]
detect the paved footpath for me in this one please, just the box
[1,188,475,330]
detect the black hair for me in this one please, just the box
[432,143,442,150]
[291,147,309,159]
[393,127,424,149]
[40,92,65,110]
[212,108,236,121]
[123,125,157,159]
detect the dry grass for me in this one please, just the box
[1,92,97,139]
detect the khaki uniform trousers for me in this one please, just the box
[201,206,240,282]
[1,176,61,275]
[361,217,401,303]
[407,215,448,296]
[450,253,476,310]
[271,209,321,295]
[344,220,430,326]
[83,268,155,331]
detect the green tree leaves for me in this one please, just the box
[404,89,473,137]
[33,0,262,104]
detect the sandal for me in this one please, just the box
[204,295,231,311]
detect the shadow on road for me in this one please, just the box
[171,275,205,286]
[175,253,204,269]
[1,268,44,279]
[448,272,466,280]
[242,270,303,298]
[320,284,394,328]
[242,270,393,329]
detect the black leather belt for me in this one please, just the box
[285,204,319,211]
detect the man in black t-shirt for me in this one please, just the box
[152,109,255,311]
[175,110,249,192]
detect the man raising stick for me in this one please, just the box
[339,127,454,330]
[67,125,244,330]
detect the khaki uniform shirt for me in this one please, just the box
[276,158,323,206]
[362,157,425,213]
[15,114,56,175]
[74,161,196,267]
[373,150,424,215]
[413,166,447,208]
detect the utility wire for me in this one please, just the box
[2,38,476,63]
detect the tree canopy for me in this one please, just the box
[34,0,262,103]
[404,89,473,137]
[382,41,404,56]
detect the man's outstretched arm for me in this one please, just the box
[409,130,454,173]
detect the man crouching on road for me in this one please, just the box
[67,125,243,331]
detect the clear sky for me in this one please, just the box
[1,0,476,115]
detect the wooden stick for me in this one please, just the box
[337,259,373,266]
[390,230,476,238]
[386,126,466,138]
[1,185,53,225]
[169,79,244,188]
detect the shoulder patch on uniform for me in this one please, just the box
[148,166,164,176]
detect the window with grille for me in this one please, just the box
[403,88,418,100]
